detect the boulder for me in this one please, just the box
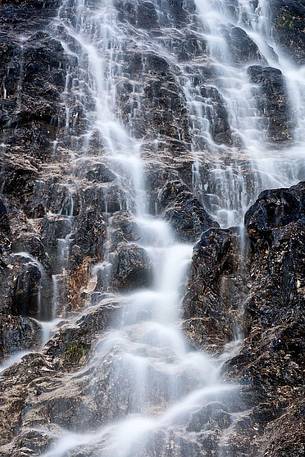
[223,182,305,455]
[183,227,244,350]
[226,26,265,64]
[158,180,218,241]
[0,315,40,361]
[110,242,153,291]
[248,65,292,143]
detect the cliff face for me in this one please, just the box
[0,1,305,456]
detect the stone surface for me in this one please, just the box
[248,65,292,143]
[271,0,305,65]
[158,180,218,241]
[224,182,305,455]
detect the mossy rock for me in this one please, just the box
[63,341,90,367]
[276,12,295,30]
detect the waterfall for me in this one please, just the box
[2,0,302,454]
[190,0,305,227]
[42,1,238,455]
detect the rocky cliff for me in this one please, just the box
[0,1,305,456]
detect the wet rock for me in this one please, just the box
[187,402,231,432]
[0,199,10,234]
[200,85,232,145]
[12,232,49,266]
[3,429,52,457]
[0,315,40,361]
[0,19,67,157]
[160,29,207,62]
[11,256,43,318]
[110,242,153,291]
[42,214,72,242]
[136,1,159,29]
[74,208,106,261]
[80,161,116,184]
[245,185,302,244]
[272,0,305,65]
[109,211,140,247]
[45,296,120,367]
[80,182,127,215]
[248,65,292,143]
[123,51,191,151]
[0,153,38,202]
[26,175,78,218]
[158,180,218,242]
[224,182,305,455]
[0,352,55,447]
[183,227,244,349]
[226,26,265,64]
[144,161,179,213]
[117,0,196,28]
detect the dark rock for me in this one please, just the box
[110,242,153,291]
[200,85,232,145]
[183,227,244,350]
[158,180,218,241]
[109,211,140,247]
[0,352,55,447]
[248,65,292,143]
[136,1,159,29]
[0,154,38,201]
[74,208,106,260]
[223,182,305,454]
[11,255,43,318]
[123,51,191,151]
[12,233,49,266]
[226,26,265,64]
[187,402,231,432]
[0,315,40,361]
[0,199,10,234]
[80,161,117,183]
[45,296,121,366]
[272,0,305,65]
[245,186,302,244]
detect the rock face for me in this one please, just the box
[158,180,218,241]
[0,0,305,456]
[271,0,305,65]
[248,65,292,143]
[183,226,243,351]
[228,182,305,455]
[184,182,305,455]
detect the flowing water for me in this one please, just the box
[8,0,304,455]
[41,1,237,455]
[190,0,305,227]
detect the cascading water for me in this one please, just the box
[8,0,302,455]
[42,1,239,456]
[190,0,305,227]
